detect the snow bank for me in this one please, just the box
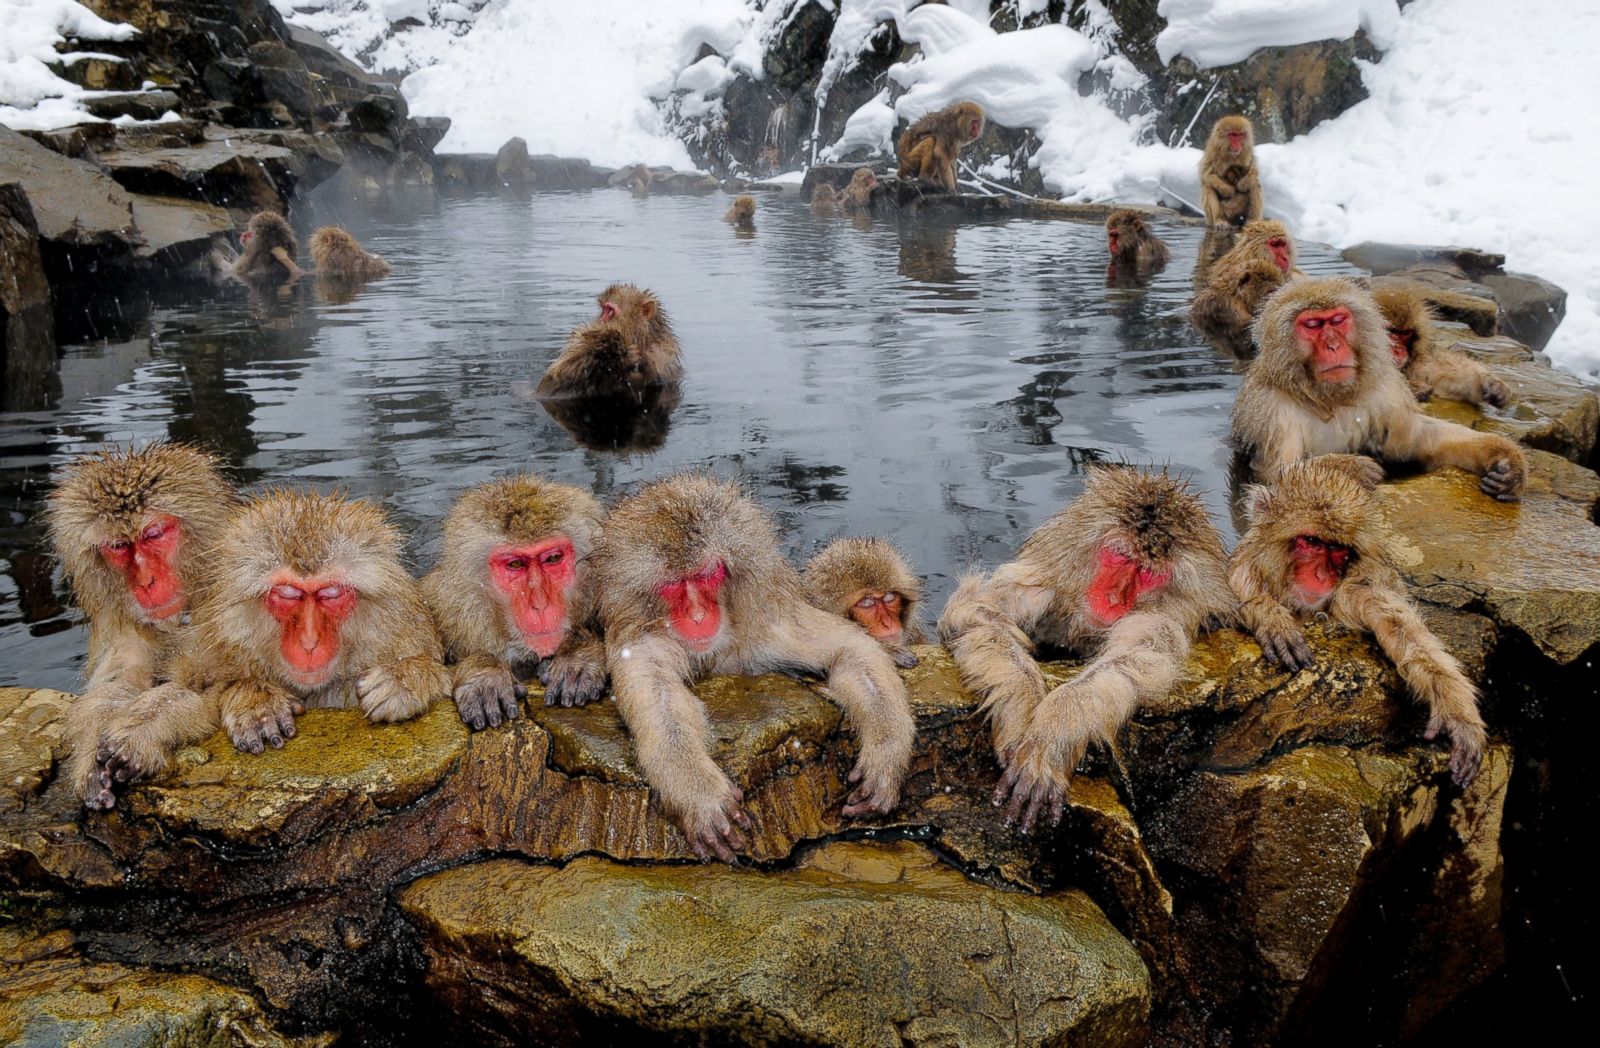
[1156,0,1399,68]
[0,0,137,130]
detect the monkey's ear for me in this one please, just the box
[641,300,656,318]
[1131,217,1146,233]
[1242,484,1274,526]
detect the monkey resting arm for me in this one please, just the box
[938,563,1056,759]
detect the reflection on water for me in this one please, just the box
[0,189,1357,689]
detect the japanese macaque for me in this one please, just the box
[46,444,238,809]
[1190,257,1288,354]
[225,211,305,282]
[1105,209,1170,275]
[175,491,449,754]
[591,475,916,861]
[723,195,756,230]
[810,182,838,216]
[897,101,985,192]
[1229,458,1486,785]
[938,467,1231,833]
[623,163,652,196]
[309,226,391,283]
[1230,218,1301,278]
[1374,284,1510,408]
[802,538,926,669]
[421,475,606,728]
[1232,277,1526,501]
[536,284,683,400]
[1199,115,1264,228]
[839,168,878,211]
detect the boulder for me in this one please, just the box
[528,155,608,190]
[1372,268,1499,336]
[494,137,535,187]
[81,90,182,122]
[127,194,234,266]
[400,842,1151,1047]
[1343,242,1507,280]
[0,127,141,273]
[0,184,51,319]
[1478,270,1568,352]
[1157,38,1379,143]
[434,153,500,189]
[94,126,343,211]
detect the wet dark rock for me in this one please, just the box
[15,123,116,160]
[111,117,206,150]
[0,184,51,319]
[529,155,609,190]
[433,152,500,189]
[0,183,59,410]
[128,194,233,267]
[765,1,837,95]
[95,126,343,212]
[0,126,141,268]
[82,90,183,122]
[408,116,452,154]
[1478,270,1568,353]
[494,137,535,187]
[1343,242,1507,280]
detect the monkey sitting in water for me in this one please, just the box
[537,284,683,400]
[723,195,756,230]
[216,211,305,283]
[310,226,392,283]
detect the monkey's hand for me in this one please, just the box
[1256,623,1314,672]
[843,753,905,818]
[1481,376,1512,409]
[1313,453,1385,490]
[1480,457,1524,502]
[219,681,304,755]
[675,774,754,864]
[358,660,439,723]
[992,740,1071,834]
[454,665,525,731]
[1426,711,1487,788]
[97,683,193,786]
[887,645,920,670]
[539,649,607,707]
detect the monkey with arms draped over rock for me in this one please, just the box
[939,466,1232,833]
[1373,284,1510,408]
[591,474,917,861]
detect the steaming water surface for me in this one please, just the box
[0,189,1357,690]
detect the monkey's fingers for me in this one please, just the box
[83,769,117,812]
[1480,460,1523,502]
[1482,378,1511,409]
[891,646,920,670]
[542,656,606,708]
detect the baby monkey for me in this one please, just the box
[1228,457,1487,785]
[723,195,756,230]
[421,474,607,727]
[803,537,926,669]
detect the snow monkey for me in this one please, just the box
[1228,218,1301,278]
[591,474,916,861]
[1199,115,1264,228]
[803,538,926,670]
[1232,277,1527,501]
[810,182,839,216]
[1229,457,1487,785]
[1190,257,1288,354]
[309,226,392,283]
[421,474,607,728]
[897,101,985,192]
[174,491,449,754]
[46,443,238,809]
[1104,208,1170,275]
[227,210,305,282]
[840,168,877,211]
[624,163,652,196]
[723,195,756,230]
[536,283,684,400]
[938,466,1231,833]
[1373,284,1511,408]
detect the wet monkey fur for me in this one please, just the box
[591,474,916,861]
[1374,284,1511,408]
[421,474,607,727]
[803,537,927,669]
[1229,458,1487,785]
[939,467,1231,833]
[172,491,449,755]
[47,443,238,809]
[898,101,985,192]
[840,168,877,211]
[1199,115,1264,228]
[536,283,684,399]
[1232,277,1526,501]
[723,195,757,229]
[226,210,305,282]
[309,226,392,283]
[810,182,839,216]
[1105,209,1170,276]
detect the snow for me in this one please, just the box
[0,0,136,129]
[822,89,896,161]
[1157,0,1400,68]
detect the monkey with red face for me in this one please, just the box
[591,475,916,861]
[1232,278,1526,501]
[422,474,607,727]
[939,467,1231,833]
[803,538,926,669]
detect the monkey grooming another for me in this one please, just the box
[839,168,877,211]
[175,491,449,754]
[536,283,683,400]
[1232,277,1526,501]
[723,195,756,230]
[1105,209,1170,279]
[803,538,927,669]
[939,466,1231,833]
[591,474,916,862]
[1229,457,1487,785]
[47,443,239,809]
[309,226,392,283]
[1199,114,1264,228]
[1374,284,1511,408]
[223,211,305,282]
[897,101,985,192]
[422,474,607,728]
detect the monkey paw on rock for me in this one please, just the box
[1427,711,1487,788]
[1480,458,1524,502]
[843,758,904,817]
[993,740,1077,834]
[1481,376,1512,409]
[357,665,434,723]
[1257,624,1315,672]
[219,682,304,755]
[675,780,754,864]
[538,651,606,707]
[887,644,920,670]
[453,666,525,731]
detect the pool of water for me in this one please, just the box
[0,188,1358,691]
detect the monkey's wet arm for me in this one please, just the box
[271,246,306,280]
[1230,559,1314,671]
[938,568,1053,760]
